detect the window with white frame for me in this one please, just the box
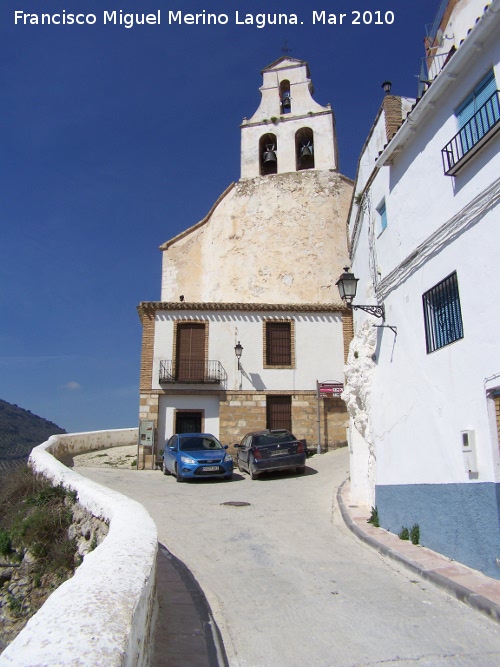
[422,272,464,353]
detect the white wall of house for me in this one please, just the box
[151,309,345,394]
[157,394,221,446]
[372,202,500,485]
[346,0,500,577]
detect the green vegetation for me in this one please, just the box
[367,506,380,527]
[0,465,77,576]
[410,524,420,545]
[398,523,420,544]
[398,526,410,540]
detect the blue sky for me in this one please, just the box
[1,0,439,432]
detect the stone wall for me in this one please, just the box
[0,504,109,652]
[161,170,352,304]
[0,430,157,667]
[220,391,348,451]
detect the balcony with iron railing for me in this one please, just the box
[441,91,500,175]
[159,359,228,385]
[417,49,455,97]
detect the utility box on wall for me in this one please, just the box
[461,430,478,475]
[138,420,155,470]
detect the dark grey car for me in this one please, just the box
[234,429,306,479]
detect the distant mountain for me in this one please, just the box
[0,399,66,473]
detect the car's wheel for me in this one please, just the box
[237,457,244,473]
[296,466,306,475]
[249,456,259,480]
[176,466,184,483]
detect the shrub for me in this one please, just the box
[367,506,380,527]
[410,524,420,545]
[0,528,13,557]
[0,466,77,575]
[398,526,410,540]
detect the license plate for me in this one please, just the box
[202,466,219,471]
[271,450,289,456]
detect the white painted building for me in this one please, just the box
[138,57,353,452]
[345,0,500,578]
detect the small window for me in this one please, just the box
[264,320,294,367]
[266,395,292,431]
[422,272,464,353]
[377,201,388,235]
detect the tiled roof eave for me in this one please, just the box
[137,301,348,318]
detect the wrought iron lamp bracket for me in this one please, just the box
[352,304,385,320]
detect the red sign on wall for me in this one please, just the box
[318,382,344,397]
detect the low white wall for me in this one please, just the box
[0,429,158,667]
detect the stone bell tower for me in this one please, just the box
[240,57,339,178]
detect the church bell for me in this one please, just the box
[300,143,313,158]
[263,145,277,163]
[281,92,291,111]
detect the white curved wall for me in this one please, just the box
[0,429,158,667]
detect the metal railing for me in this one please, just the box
[441,90,500,175]
[159,359,228,384]
[425,0,448,42]
[417,50,454,97]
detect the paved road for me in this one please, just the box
[79,448,500,667]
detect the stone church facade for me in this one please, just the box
[137,57,353,450]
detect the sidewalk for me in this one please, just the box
[152,544,228,667]
[337,479,500,624]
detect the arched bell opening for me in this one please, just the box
[260,133,278,176]
[295,128,315,171]
[279,80,291,114]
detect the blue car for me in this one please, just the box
[162,433,233,482]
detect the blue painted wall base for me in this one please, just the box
[375,482,500,579]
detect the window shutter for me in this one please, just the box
[176,323,205,381]
[456,71,496,128]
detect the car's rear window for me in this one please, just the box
[254,432,296,446]
[179,437,223,451]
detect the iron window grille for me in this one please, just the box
[265,322,292,366]
[422,272,464,353]
[266,395,292,431]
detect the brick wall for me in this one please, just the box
[342,310,354,363]
[139,310,155,392]
[383,95,403,142]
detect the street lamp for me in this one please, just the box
[382,80,392,95]
[234,341,243,370]
[336,267,385,320]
